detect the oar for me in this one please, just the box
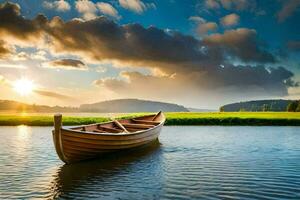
[110,118,129,133]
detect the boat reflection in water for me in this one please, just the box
[49,140,163,199]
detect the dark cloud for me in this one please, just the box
[0,2,46,40]
[45,18,277,69]
[45,17,215,67]
[34,89,75,100]
[208,65,296,92]
[44,17,278,76]
[277,0,300,23]
[0,2,276,66]
[203,28,276,63]
[43,59,87,70]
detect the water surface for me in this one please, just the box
[0,126,299,199]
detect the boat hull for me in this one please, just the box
[52,113,165,164]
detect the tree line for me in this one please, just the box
[287,100,300,112]
[220,99,300,112]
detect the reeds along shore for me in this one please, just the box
[0,112,300,126]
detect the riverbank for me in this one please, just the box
[0,112,300,126]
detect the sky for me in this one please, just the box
[0,0,299,109]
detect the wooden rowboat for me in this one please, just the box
[52,111,165,164]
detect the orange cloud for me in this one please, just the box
[220,13,240,27]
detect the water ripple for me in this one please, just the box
[0,126,300,199]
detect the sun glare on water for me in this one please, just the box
[13,78,35,96]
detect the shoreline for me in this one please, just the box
[0,112,300,126]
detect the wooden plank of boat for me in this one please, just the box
[62,127,160,140]
[52,111,165,164]
[97,126,122,133]
[125,128,143,132]
[63,139,155,162]
[120,123,155,129]
[62,135,159,150]
[62,132,159,146]
[92,129,108,133]
[131,119,160,125]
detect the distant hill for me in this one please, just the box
[0,99,189,113]
[220,99,295,112]
[0,100,78,112]
[79,99,189,112]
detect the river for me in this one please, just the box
[0,126,299,199]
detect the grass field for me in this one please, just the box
[164,112,300,126]
[0,112,300,126]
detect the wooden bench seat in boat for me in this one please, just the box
[120,123,155,129]
[131,119,160,125]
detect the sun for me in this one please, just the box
[13,78,35,96]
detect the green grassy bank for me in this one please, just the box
[0,112,300,126]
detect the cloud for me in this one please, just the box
[34,89,75,100]
[75,0,121,20]
[0,2,275,66]
[12,50,47,61]
[203,28,276,63]
[189,16,218,36]
[95,66,107,73]
[42,59,88,70]
[277,0,300,23]
[287,40,300,52]
[96,2,121,19]
[93,72,186,101]
[45,17,215,68]
[219,0,252,10]
[43,0,71,12]
[0,2,46,43]
[12,51,29,61]
[0,40,14,59]
[197,22,218,36]
[220,13,240,27]
[205,0,220,9]
[0,2,296,107]
[31,50,47,60]
[119,0,155,14]
[205,0,255,11]
[94,67,296,108]
[75,0,98,20]
[0,63,26,69]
